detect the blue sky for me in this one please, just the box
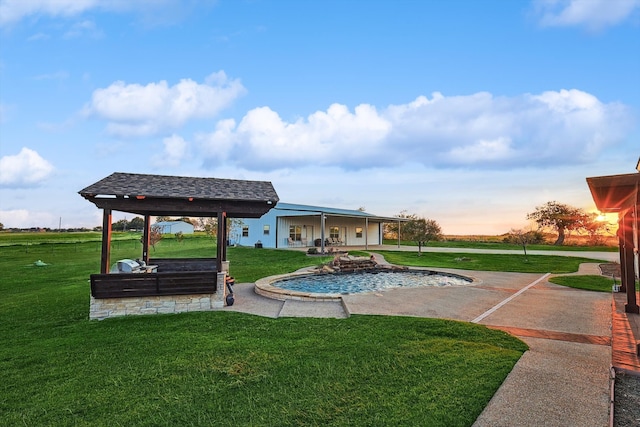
[1,0,638,234]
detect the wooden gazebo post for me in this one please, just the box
[216,211,227,273]
[142,214,151,264]
[100,209,112,274]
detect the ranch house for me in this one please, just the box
[231,202,403,251]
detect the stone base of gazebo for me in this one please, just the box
[89,271,228,320]
[89,293,224,320]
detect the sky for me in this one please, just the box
[0,0,638,235]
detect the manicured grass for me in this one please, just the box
[548,275,636,293]
[383,239,618,252]
[548,275,615,292]
[1,312,526,426]
[1,240,527,426]
[376,250,602,274]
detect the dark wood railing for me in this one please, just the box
[90,271,217,298]
[149,258,217,272]
[90,258,218,299]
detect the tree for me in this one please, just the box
[112,219,128,232]
[149,225,163,250]
[0,222,4,231]
[402,216,443,256]
[384,210,412,240]
[200,217,218,239]
[155,216,173,223]
[129,217,144,231]
[526,201,587,246]
[580,213,613,246]
[228,218,245,245]
[506,228,543,261]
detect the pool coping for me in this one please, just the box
[254,267,481,302]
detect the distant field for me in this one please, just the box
[1,231,619,252]
[383,236,618,252]
[0,231,208,246]
[0,231,130,245]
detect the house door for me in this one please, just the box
[303,226,313,246]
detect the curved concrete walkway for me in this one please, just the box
[224,250,616,426]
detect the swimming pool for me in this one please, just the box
[254,268,475,301]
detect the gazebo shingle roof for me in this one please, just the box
[79,172,279,202]
[79,172,279,218]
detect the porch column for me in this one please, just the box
[618,223,626,292]
[365,218,369,250]
[100,209,112,274]
[621,211,639,314]
[142,215,151,264]
[320,212,326,253]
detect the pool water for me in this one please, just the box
[273,269,472,294]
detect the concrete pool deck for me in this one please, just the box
[223,251,625,426]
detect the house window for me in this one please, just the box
[242,226,249,237]
[329,227,339,240]
[289,225,302,241]
[263,225,270,235]
[355,227,363,238]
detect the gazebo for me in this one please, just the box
[587,170,639,314]
[79,172,279,319]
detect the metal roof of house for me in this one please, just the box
[79,172,279,218]
[272,202,405,222]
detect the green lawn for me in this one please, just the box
[548,275,636,293]
[382,238,618,252]
[375,250,602,274]
[0,238,530,426]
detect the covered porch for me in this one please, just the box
[587,167,640,373]
[587,171,639,314]
[79,172,278,319]
[274,207,406,253]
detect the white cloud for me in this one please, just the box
[0,0,216,26]
[0,209,56,229]
[198,103,392,170]
[26,32,51,41]
[446,137,514,164]
[152,134,189,168]
[86,71,246,137]
[0,0,97,25]
[532,0,640,30]
[0,147,54,187]
[63,19,103,39]
[197,89,633,171]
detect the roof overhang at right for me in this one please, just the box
[586,173,640,214]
